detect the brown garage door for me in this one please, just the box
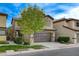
[34,32,51,42]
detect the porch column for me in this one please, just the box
[23,34,34,45]
[51,32,55,42]
[73,33,77,44]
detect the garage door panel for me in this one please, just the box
[34,32,51,42]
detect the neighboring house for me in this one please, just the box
[11,15,56,42]
[53,18,79,44]
[0,13,7,41]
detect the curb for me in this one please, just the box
[0,44,79,56]
[0,48,61,56]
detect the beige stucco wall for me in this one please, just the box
[43,17,53,29]
[14,21,19,28]
[67,20,75,28]
[48,31,55,42]
[15,21,18,27]
[0,15,6,27]
[72,21,79,29]
[53,21,76,43]
[67,20,79,29]
[0,36,6,41]
[0,15,6,41]
[14,21,20,30]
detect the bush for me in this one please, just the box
[23,42,30,45]
[57,36,70,43]
[0,41,9,44]
[14,37,23,44]
[23,39,30,45]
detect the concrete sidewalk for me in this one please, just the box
[33,42,79,49]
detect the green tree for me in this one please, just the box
[7,27,13,41]
[17,5,46,44]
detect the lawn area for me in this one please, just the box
[0,45,44,53]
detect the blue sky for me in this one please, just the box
[1,3,79,27]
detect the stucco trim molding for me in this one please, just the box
[63,25,79,31]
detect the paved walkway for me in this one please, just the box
[33,42,79,49]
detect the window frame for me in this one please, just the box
[0,27,6,36]
[76,21,79,27]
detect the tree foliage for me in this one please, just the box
[7,26,13,40]
[17,5,46,35]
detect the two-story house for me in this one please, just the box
[11,15,56,43]
[0,13,7,41]
[53,18,79,44]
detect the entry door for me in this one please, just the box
[34,32,51,42]
[77,33,79,43]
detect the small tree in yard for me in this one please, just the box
[7,27,13,41]
[17,5,46,44]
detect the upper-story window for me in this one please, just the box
[0,28,5,35]
[76,21,79,27]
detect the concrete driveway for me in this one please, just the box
[33,42,79,49]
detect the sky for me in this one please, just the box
[1,3,79,27]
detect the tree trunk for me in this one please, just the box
[29,34,34,45]
[23,33,34,45]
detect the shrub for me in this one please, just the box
[23,39,30,45]
[57,36,70,43]
[14,37,23,44]
[0,41,9,44]
[23,42,30,45]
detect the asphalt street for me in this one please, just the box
[11,47,79,56]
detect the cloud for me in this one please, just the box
[54,6,79,19]
[44,4,76,16]
[31,3,51,8]
[21,3,79,20]
[33,3,79,17]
